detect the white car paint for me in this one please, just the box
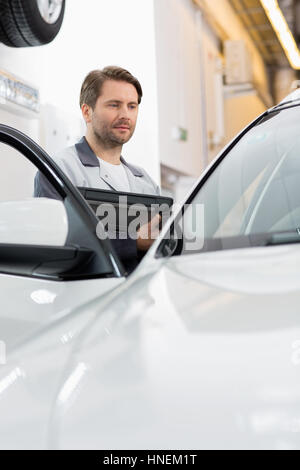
[0,244,299,449]
[279,88,300,105]
[45,244,300,450]
[0,273,124,349]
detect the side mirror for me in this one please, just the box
[0,198,69,246]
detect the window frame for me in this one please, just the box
[0,124,125,280]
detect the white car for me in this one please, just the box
[1,90,300,450]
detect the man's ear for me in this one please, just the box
[81,104,92,124]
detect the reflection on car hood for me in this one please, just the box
[170,244,300,295]
[50,244,300,449]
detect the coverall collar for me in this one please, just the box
[75,136,143,177]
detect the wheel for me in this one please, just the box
[0,0,65,47]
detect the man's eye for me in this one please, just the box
[109,104,118,107]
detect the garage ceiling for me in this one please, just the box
[228,0,295,67]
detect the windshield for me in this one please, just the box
[172,105,300,255]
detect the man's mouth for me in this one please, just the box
[114,122,130,130]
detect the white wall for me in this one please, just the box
[0,0,160,183]
[154,0,225,178]
[201,19,224,163]
[154,0,204,178]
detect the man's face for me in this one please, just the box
[85,79,139,147]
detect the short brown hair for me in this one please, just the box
[79,66,143,108]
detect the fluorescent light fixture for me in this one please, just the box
[260,0,300,69]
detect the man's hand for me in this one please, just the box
[137,213,162,252]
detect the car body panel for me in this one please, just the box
[0,273,124,349]
[278,88,300,106]
[0,245,299,449]
[52,244,300,450]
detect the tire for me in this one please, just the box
[0,0,65,47]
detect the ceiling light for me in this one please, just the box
[260,0,300,69]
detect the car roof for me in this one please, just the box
[278,88,300,107]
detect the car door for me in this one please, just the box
[0,124,126,350]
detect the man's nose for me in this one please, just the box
[118,105,130,119]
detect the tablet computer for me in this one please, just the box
[77,187,173,234]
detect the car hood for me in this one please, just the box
[0,244,300,449]
[51,244,300,450]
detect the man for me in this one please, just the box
[34,66,161,272]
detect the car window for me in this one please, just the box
[159,106,300,256]
[214,167,267,238]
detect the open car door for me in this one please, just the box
[0,124,126,349]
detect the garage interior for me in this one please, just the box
[0,0,299,201]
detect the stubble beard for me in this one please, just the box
[92,121,134,149]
